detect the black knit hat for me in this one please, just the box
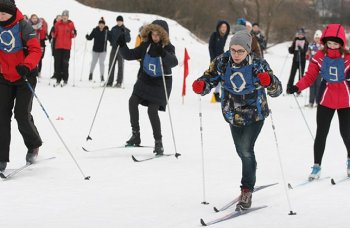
[116,15,123,22]
[0,0,16,16]
[98,17,105,24]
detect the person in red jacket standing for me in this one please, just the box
[52,9,76,87]
[287,24,350,180]
[0,0,43,172]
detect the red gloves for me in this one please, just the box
[192,80,205,94]
[257,72,271,86]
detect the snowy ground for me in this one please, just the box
[1,1,349,227]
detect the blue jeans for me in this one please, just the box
[230,120,264,191]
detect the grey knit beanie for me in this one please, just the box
[229,30,252,53]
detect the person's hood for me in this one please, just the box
[216,20,230,37]
[141,20,170,45]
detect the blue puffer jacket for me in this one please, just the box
[198,51,282,126]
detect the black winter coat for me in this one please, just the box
[208,20,230,61]
[86,26,109,52]
[108,25,131,48]
[120,41,178,111]
[288,37,309,62]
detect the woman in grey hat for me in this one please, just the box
[192,30,282,211]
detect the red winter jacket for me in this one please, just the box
[52,20,76,50]
[0,10,42,82]
[296,24,350,109]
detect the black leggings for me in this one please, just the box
[314,105,350,165]
[129,94,162,141]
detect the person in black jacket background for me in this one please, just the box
[117,20,178,155]
[286,28,309,92]
[208,20,230,102]
[86,17,109,82]
[107,15,130,87]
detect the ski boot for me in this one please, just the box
[347,159,350,177]
[0,161,7,172]
[115,83,122,88]
[308,164,321,181]
[236,188,252,211]
[101,75,105,82]
[88,73,93,81]
[126,131,141,147]
[26,148,39,164]
[213,92,221,102]
[153,140,164,156]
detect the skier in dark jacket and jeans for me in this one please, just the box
[117,20,178,155]
[192,30,282,210]
[107,15,130,87]
[209,20,230,102]
[0,0,43,172]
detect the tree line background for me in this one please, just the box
[77,0,350,44]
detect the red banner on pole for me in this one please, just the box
[182,48,190,96]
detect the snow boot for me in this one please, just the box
[101,75,104,82]
[115,83,122,88]
[26,148,39,164]
[236,188,252,211]
[309,164,321,181]
[153,140,164,156]
[347,159,350,177]
[0,161,7,172]
[126,131,141,146]
[88,73,93,81]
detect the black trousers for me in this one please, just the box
[54,49,71,83]
[0,76,42,162]
[287,60,306,89]
[107,47,124,85]
[314,105,350,165]
[38,45,46,73]
[129,94,162,141]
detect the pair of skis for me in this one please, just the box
[199,183,277,226]
[0,157,56,180]
[288,175,350,189]
[82,144,180,162]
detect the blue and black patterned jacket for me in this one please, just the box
[197,51,282,126]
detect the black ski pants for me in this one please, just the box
[314,105,350,165]
[0,76,42,162]
[54,49,71,83]
[287,60,306,89]
[129,94,162,141]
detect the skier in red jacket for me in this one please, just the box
[0,0,43,172]
[287,24,350,180]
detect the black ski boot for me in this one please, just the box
[88,73,93,81]
[153,140,164,156]
[101,75,104,82]
[213,92,221,102]
[126,131,141,146]
[26,148,39,164]
[0,161,7,172]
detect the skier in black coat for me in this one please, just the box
[286,28,309,92]
[86,17,109,82]
[208,20,230,102]
[116,20,178,155]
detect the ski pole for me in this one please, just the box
[269,109,296,215]
[159,56,181,158]
[72,38,76,87]
[80,39,88,82]
[198,96,209,205]
[85,46,119,141]
[23,76,90,180]
[293,94,314,140]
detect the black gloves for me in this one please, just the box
[148,43,165,57]
[287,85,299,94]
[15,65,30,78]
[85,34,89,40]
[117,34,126,47]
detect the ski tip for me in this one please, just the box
[331,178,336,185]
[131,155,139,162]
[213,207,219,213]
[200,218,207,226]
[287,183,293,189]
